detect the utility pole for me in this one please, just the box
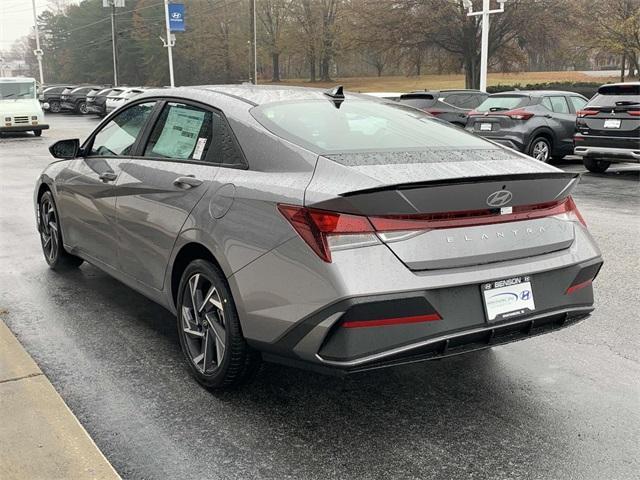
[249,0,257,84]
[110,0,119,86]
[31,0,44,85]
[163,0,175,87]
[464,0,508,92]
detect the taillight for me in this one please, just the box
[627,110,640,117]
[424,108,444,115]
[277,205,378,262]
[278,196,587,262]
[576,109,599,118]
[505,109,534,120]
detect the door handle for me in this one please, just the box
[543,114,552,118]
[99,171,117,182]
[173,176,203,189]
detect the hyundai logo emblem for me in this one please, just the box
[486,190,513,207]
[171,12,182,19]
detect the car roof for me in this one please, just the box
[599,81,640,88]
[490,90,583,97]
[182,84,370,106]
[409,89,485,95]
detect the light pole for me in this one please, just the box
[163,0,175,87]
[464,0,508,92]
[103,1,124,86]
[110,0,118,86]
[31,0,44,85]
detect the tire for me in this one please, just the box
[176,259,260,390]
[38,191,83,270]
[583,157,611,173]
[528,136,552,163]
[33,130,42,137]
[49,100,61,113]
[77,101,88,115]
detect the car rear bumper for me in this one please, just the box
[574,145,640,162]
[0,124,49,132]
[263,307,593,375]
[232,224,603,374]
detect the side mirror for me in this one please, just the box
[49,139,80,159]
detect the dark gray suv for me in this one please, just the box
[466,91,588,162]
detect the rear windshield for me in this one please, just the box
[251,99,490,154]
[398,95,435,109]
[476,95,530,112]
[588,85,640,107]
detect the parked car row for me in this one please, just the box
[367,82,639,173]
[40,84,149,117]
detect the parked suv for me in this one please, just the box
[60,85,101,114]
[41,85,75,113]
[574,82,640,173]
[466,91,588,162]
[86,87,115,116]
[399,89,488,127]
[105,87,145,114]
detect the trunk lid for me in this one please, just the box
[305,151,579,270]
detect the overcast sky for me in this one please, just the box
[0,0,79,52]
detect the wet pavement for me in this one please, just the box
[1,115,638,480]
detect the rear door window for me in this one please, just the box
[568,96,587,112]
[145,103,213,161]
[549,96,570,114]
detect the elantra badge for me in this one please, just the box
[486,190,513,207]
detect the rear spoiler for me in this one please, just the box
[340,172,580,197]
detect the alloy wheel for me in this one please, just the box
[532,140,550,162]
[78,102,88,114]
[50,101,61,113]
[39,196,59,262]
[180,273,227,375]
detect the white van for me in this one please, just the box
[0,77,49,136]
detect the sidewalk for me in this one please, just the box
[0,318,120,480]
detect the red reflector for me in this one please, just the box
[566,279,592,295]
[342,313,441,328]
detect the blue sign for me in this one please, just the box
[168,3,185,32]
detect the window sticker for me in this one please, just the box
[152,106,205,159]
[192,137,207,160]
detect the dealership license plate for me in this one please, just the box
[482,276,535,322]
[480,123,492,131]
[604,119,621,128]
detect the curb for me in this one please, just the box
[0,318,121,480]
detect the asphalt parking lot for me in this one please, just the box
[0,114,638,480]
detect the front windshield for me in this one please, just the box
[0,82,36,100]
[252,99,490,153]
